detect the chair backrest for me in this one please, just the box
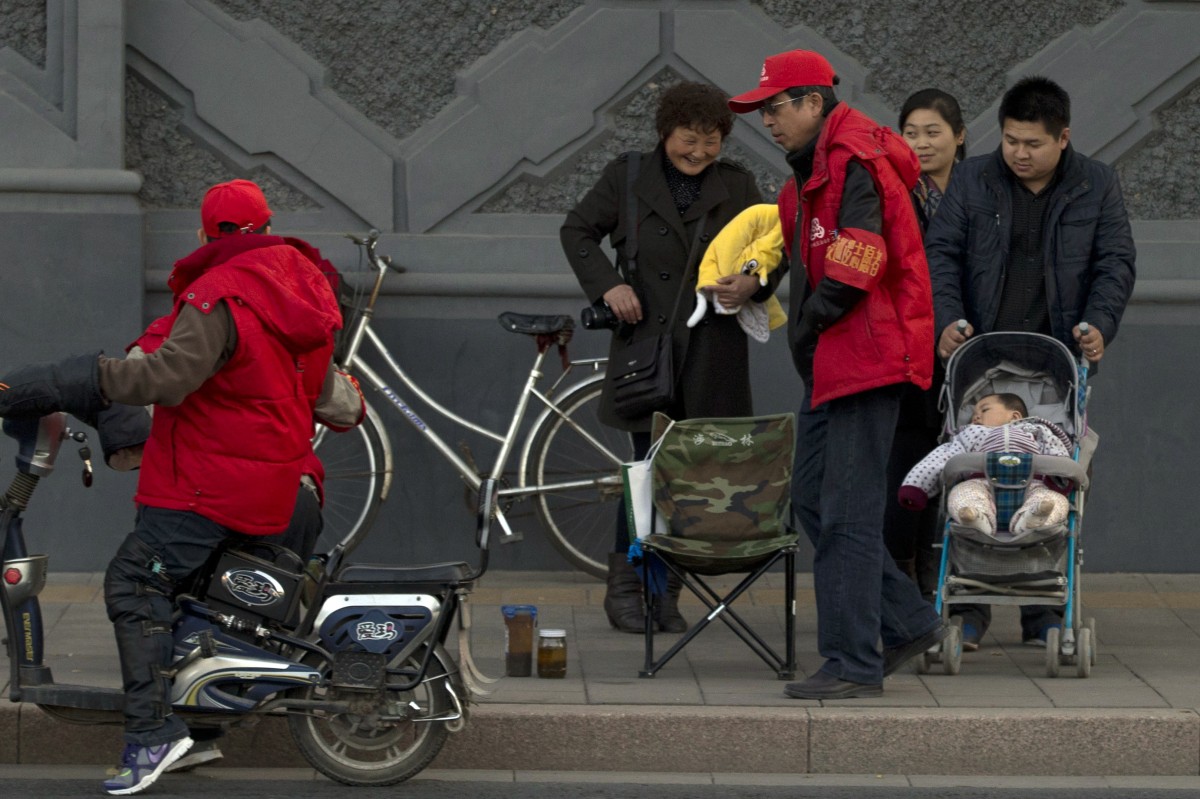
[650,413,794,542]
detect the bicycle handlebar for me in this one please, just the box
[344,229,406,274]
[343,228,380,248]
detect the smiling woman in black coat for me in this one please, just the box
[560,82,771,634]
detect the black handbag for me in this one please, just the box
[609,153,710,419]
[610,332,674,418]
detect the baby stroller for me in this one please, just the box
[920,331,1097,678]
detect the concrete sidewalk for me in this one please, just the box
[3,570,1199,776]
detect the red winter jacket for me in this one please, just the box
[778,104,934,406]
[134,236,341,535]
[131,237,348,504]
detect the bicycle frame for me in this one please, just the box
[334,233,626,543]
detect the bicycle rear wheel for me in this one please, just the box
[525,376,630,579]
[312,400,392,557]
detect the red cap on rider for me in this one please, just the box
[201,179,273,239]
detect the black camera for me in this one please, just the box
[580,299,620,330]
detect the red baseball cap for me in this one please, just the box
[728,50,837,113]
[201,179,273,238]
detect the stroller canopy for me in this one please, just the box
[944,333,1082,437]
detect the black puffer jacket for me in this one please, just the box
[925,145,1136,353]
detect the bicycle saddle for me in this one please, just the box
[498,312,575,336]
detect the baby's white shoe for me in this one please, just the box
[1012,497,1062,534]
[1028,498,1056,524]
[954,505,996,535]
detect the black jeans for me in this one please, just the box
[792,384,942,684]
[104,506,232,745]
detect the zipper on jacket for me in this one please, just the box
[984,167,1010,331]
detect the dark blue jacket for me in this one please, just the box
[925,144,1136,353]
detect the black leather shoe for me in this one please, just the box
[784,671,882,699]
[882,620,950,677]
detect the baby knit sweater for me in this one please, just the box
[900,417,1072,506]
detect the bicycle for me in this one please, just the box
[313,230,628,579]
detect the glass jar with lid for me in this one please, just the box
[536,628,567,678]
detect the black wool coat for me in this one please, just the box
[561,146,765,432]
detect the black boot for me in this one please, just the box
[654,569,688,633]
[603,552,645,633]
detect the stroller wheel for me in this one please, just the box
[1085,617,1097,666]
[942,625,962,675]
[1044,626,1062,678]
[1076,627,1093,678]
[915,649,932,674]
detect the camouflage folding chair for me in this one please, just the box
[638,413,799,679]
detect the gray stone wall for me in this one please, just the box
[1116,82,1200,219]
[753,1,1124,121]
[212,0,582,141]
[2,0,47,67]
[124,72,318,211]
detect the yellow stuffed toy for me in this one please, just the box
[686,203,787,342]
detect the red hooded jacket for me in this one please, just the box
[131,236,348,505]
[134,235,341,535]
[778,104,934,406]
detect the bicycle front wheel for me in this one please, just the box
[525,377,630,579]
[312,400,392,557]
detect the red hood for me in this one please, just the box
[813,104,921,190]
[169,234,341,297]
[172,234,341,355]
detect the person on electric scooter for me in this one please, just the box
[0,179,347,795]
[110,225,364,776]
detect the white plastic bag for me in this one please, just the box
[621,420,674,540]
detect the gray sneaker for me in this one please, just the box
[102,737,193,795]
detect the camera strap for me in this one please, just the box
[622,150,640,282]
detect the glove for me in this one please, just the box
[79,403,151,470]
[897,485,929,510]
[790,320,818,381]
[0,352,107,420]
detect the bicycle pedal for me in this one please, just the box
[498,530,523,544]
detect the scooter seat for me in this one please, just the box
[335,561,472,587]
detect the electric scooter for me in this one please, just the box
[0,412,498,785]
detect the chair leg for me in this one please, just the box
[640,550,798,678]
[782,549,797,680]
[640,554,658,678]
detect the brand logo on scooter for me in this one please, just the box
[356,620,398,641]
[222,569,284,607]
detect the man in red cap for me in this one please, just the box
[729,50,947,699]
[0,179,355,793]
